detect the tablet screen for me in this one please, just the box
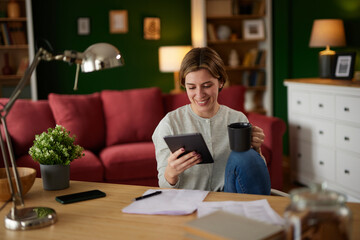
[163,133,214,164]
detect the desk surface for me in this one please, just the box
[1,179,359,240]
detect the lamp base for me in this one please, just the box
[318,54,335,78]
[5,207,57,230]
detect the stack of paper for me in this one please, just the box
[185,211,284,240]
[122,189,209,215]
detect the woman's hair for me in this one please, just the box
[179,47,228,91]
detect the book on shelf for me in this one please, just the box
[1,23,11,45]
[8,22,27,45]
[242,71,266,87]
[207,23,217,41]
[252,0,266,15]
[243,49,266,67]
[184,211,284,240]
[16,57,29,76]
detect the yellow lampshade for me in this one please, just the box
[158,46,192,72]
[309,19,346,48]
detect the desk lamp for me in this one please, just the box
[159,46,192,94]
[309,19,346,78]
[0,43,124,230]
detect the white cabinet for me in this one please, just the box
[285,78,360,201]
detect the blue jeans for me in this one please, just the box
[224,149,271,195]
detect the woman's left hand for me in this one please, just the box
[251,126,265,152]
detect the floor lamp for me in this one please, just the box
[0,43,124,230]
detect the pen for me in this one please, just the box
[133,191,162,201]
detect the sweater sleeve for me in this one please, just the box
[152,116,180,188]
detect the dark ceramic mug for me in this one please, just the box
[228,122,252,152]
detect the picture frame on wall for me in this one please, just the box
[77,17,90,35]
[143,17,160,40]
[242,19,265,40]
[109,10,128,33]
[332,52,356,80]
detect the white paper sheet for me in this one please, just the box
[122,189,209,215]
[196,199,284,225]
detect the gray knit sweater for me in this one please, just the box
[152,104,248,191]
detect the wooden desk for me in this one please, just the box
[1,179,359,239]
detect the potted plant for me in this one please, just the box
[29,125,84,190]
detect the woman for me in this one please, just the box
[152,47,270,193]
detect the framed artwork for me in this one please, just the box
[143,17,160,40]
[332,52,356,80]
[77,18,90,35]
[109,10,128,33]
[243,19,265,40]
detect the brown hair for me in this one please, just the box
[179,47,228,91]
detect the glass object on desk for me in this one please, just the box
[284,183,352,240]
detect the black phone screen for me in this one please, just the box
[55,190,106,204]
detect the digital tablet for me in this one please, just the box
[163,133,214,164]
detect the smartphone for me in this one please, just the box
[55,190,106,204]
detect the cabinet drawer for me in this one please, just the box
[288,115,312,142]
[291,140,313,175]
[312,119,335,147]
[336,95,360,124]
[289,115,335,146]
[336,151,360,193]
[290,91,310,114]
[311,93,335,118]
[312,146,335,181]
[336,125,360,154]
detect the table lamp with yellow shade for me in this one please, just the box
[309,19,346,78]
[159,46,192,94]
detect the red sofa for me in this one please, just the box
[0,85,286,190]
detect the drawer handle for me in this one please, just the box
[297,125,301,130]
[344,107,350,112]
[297,153,302,158]
[318,103,324,108]
[296,100,302,105]
[319,161,324,165]
[344,136,350,141]
[344,169,350,175]
[319,130,324,135]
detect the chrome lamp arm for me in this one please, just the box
[0,43,124,230]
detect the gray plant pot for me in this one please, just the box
[40,164,70,190]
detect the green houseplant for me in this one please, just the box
[29,125,84,190]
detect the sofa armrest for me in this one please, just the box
[247,112,286,190]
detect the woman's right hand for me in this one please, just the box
[164,148,202,185]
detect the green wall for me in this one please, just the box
[273,0,360,154]
[32,0,360,154]
[32,0,191,99]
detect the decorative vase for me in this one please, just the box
[2,53,12,75]
[40,164,70,190]
[7,0,20,18]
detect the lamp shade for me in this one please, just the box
[81,43,124,73]
[309,19,346,47]
[159,46,192,72]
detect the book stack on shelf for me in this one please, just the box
[0,22,27,45]
[242,48,266,67]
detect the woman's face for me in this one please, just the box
[185,69,222,118]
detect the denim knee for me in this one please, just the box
[224,149,271,195]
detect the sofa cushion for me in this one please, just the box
[218,85,246,113]
[101,88,164,146]
[16,150,104,182]
[163,92,189,112]
[100,142,157,182]
[48,92,105,151]
[0,99,56,158]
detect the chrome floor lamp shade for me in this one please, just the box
[0,43,124,230]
